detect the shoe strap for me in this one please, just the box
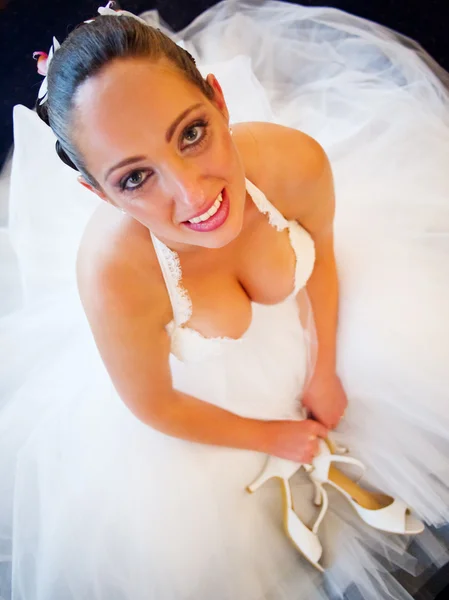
[312,453,366,483]
[282,476,329,537]
[311,483,329,534]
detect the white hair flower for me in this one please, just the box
[97,1,148,26]
[34,37,61,105]
[35,3,152,106]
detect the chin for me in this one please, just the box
[201,230,240,249]
[198,205,244,249]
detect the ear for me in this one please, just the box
[206,74,229,123]
[77,176,109,203]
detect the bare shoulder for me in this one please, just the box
[77,202,171,329]
[233,122,326,180]
[233,122,332,228]
[76,204,175,424]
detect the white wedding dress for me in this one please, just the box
[1,1,449,599]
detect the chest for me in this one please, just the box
[179,211,299,340]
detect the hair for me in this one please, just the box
[36,13,214,187]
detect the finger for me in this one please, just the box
[306,453,316,464]
[306,414,333,433]
[302,451,314,465]
[310,437,320,457]
[311,421,329,439]
[332,413,345,428]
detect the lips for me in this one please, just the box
[182,188,230,233]
[186,193,223,224]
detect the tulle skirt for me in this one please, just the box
[1,1,449,598]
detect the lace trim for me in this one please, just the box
[247,178,315,294]
[288,226,300,295]
[288,223,314,294]
[151,179,314,333]
[151,235,192,327]
[245,178,288,232]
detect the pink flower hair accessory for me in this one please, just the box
[33,37,61,105]
[34,4,149,105]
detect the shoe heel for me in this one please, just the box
[247,456,278,493]
[313,480,323,507]
[247,456,302,493]
[247,456,303,494]
[247,470,274,493]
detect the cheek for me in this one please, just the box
[124,192,175,229]
[206,130,237,173]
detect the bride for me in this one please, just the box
[1,2,449,598]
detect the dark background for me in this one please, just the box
[0,0,448,168]
[0,1,448,596]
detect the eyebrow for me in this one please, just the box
[105,102,204,181]
[105,156,146,180]
[165,102,204,143]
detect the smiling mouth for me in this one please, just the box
[182,189,230,233]
[186,193,224,224]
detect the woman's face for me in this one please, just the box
[74,57,247,250]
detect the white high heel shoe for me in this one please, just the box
[247,456,327,572]
[309,440,424,535]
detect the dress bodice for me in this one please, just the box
[150,178,316,364]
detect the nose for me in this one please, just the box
[161,161,207,218]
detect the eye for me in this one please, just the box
[120,170,151,192]
[180,120,209,150]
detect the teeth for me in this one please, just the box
[188,193,223,224]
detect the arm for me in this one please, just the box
[288,137,347,429]
[299,149,338,375]
[76,224,327,461]
[248,123,347,428]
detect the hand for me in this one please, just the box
[302,372,348,430]
[261,419,328,463]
